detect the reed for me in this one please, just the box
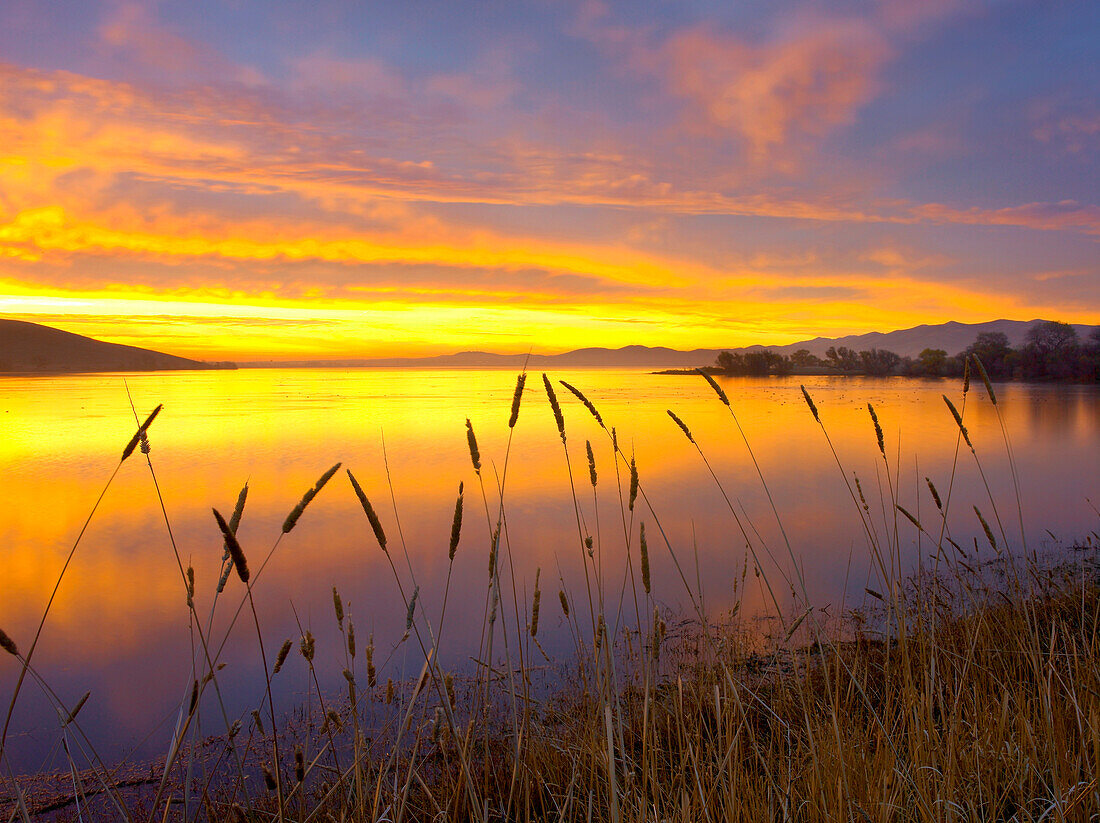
[2,371,1097,823]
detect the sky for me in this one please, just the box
[0,0,1097,360]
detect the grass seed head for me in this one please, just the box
[974,506,998,552]
[800,385,820,423]
[228,482,249,535]
[347,470,387,553]
[65,691,90,725]
[925,477,943,510]
[629,455,639,511]
[251,709,265,736]
[698,368,730,407]
[283,462,341,533]
[212,508,249,583]
[121,404,163,462]
[559,590,569,617]
[332,587,344,627]
[640,522,651,595]
[347,622,355,658]
[449,482,463,561]
[559,380,605,428]
[667,410,695,444]
[972,355,997,405]
[406,586,419,631]
[942,395,973,449]
[295,747,305,784]
[508,372,526,429]
[273,639,292,674]
[530,568,541,637]
[299,631,315,662]
[586,440,597,487]
[543,373,566,441]
[465,418,482,475]
[868,403,885,457]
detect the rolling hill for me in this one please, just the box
[0,319,234,373]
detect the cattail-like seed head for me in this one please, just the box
[509,372,527,428]
[273,639,292,674]
[530,568,541,637]
[188,680,199,715]
[465,419,481,475]
[347,622,356,658]
[652,606,662,662]
[262,766,277,792]
[594,615,605,651]
[366,638,376,688]
[65,692,90,725]
[347,470,388,553]
[385,678,394,704]
[228,482,248,535]
[974,506,997,551]
[585,440,597,487]
[445,673,456,710]
[122,404,163,462]
[800,386,820,423]
[612,427,618,451]
[584,535,593,556]
[283,463,341,533]
[300,631,315,662]
[449,483,463,561]
[897,505,922,530]
[925,477,943,510]
[868,403,885,457]
[229,719,241,738]
[971,355,997,406]
[559,590,569,617]
[542,373,566,441]
[213,508,249,583]
[332,587,344,627]
[251,709,265,736]
[942,395,973,449]
[697,369,730,407]
[853,473,869,512]
[559,380,605,428]
[406,586,419,631]
[667,410,694,443]
[295,747,305,784]
[640,522,651,595]
[186,565,195,608]
[629,456,639,512]
[216,557,233,594]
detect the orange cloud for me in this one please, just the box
[661,21,890,158]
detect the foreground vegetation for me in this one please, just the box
[1,360,1098,822]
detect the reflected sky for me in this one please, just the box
[1,369,1098,770]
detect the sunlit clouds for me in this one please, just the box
[0,0,1096,359]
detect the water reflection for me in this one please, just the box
[0,369,1097,770]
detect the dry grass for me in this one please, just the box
[1,363,1098,822]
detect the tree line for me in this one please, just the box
[713,321,1100,380]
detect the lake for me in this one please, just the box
[1,368,1097,771]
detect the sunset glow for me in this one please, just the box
[0,1,1097,359]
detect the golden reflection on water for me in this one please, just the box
[1,369,1098,767]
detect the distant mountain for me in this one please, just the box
[735,319,1098,360]
[0,319,235,373]
[241,319,1098,369]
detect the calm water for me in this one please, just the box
[1,368,1098,770]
